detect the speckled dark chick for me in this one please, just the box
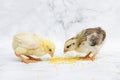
[64,27,106,61]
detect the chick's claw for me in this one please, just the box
[22,59,38,64]
[78,57,93,61]
[28,58,41,61]
[26,55,41,61]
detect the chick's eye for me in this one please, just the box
[49,49,52,51]
[66,46,69,48]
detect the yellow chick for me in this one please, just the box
[64,27,106,61]
[13,32,55,64]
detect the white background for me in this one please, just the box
[0,0,120,80]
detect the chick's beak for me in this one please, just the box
[49,52,54,57]
[64,49,68,53]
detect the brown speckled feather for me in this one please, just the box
[76,27,106,47]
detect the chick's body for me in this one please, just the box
[13,33,45,56]
[13,33,55,63]
[64,27,106,60]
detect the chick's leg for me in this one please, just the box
[78,52,92,60]
[84,52,97,61]
[15,53,38,64]
[26,55,41,61]
[90,53,97,61]
[15,53,30,64]
[84,52,92,59]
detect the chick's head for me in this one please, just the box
[64,37,77,53]
[43,40,55,57]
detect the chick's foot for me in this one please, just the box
[26,55,41,61]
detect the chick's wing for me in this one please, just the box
[76,30,86,46]
[14,33,42,49]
